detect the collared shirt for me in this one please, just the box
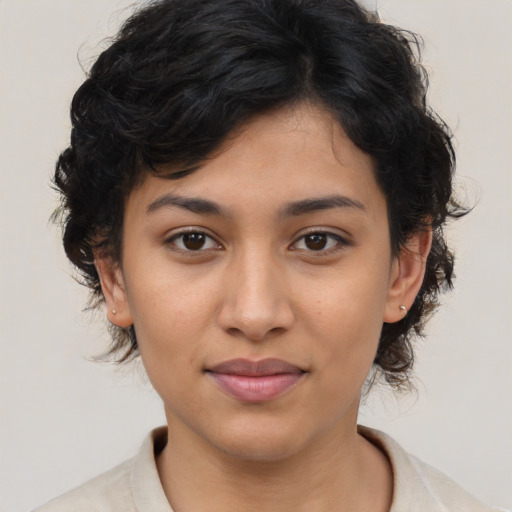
[34,426,508,512]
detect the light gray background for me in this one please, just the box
[1,1,511,511]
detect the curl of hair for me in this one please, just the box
[54,0,469,389]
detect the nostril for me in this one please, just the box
[224,325,288,342]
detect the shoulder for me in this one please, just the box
[358,425,509,512]
[33,427,171,512]
[33,459,134,512]
[403,453,508,512]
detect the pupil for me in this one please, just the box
[305,233,327,250]
[183,233,206,250]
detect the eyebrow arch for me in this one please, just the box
[280,195,366,217]
[146,194,230,217]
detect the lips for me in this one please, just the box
[206,358,306,402]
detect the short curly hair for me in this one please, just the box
[54,0,468,388]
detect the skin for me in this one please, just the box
[97,103,431,512]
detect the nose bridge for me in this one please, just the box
[218,242,294,340]
[238,245,278,307]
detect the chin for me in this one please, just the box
[207,419,312,463]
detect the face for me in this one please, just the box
[102,104,418,461]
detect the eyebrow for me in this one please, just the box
[146,194,230,216]
[146,193,365,218]
[279,195,366,217]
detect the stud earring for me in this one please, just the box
[399,305,407,315]
[112,309,117,315]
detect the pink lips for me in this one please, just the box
[206,358,305,402]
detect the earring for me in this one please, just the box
[399,305,407,315]
[112,309,117,315]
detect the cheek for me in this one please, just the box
[128,282,209,404]
[125,250,215,323]
[304,266,389,334]
[312,301,382,412]
[122,262,216,369]
[301,266,389,375]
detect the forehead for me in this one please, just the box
[127,103,385,220]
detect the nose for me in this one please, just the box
[217,248,295,342]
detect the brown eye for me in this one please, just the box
[304,233,328,251]
[168,231,220,251]
[292,231,348,252]
[182,233,207,250]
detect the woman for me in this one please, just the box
[34,0,506,510]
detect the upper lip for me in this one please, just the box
[207,358,304,376]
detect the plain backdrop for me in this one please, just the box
[1,1,511,511]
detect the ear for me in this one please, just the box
[95,255,133,328]
[384,227,432,323]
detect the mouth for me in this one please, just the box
[205,358,306,403]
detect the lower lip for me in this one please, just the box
[207,372,304,402]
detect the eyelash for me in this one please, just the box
[165,229,221,252]
[164,229,350,254]
[290,231,349,254]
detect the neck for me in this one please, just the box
[156,418,392,512]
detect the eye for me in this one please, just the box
[292,231,347,252]
[166,231,221,251]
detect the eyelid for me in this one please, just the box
[164,227,223,252]
[290,228,351,252]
